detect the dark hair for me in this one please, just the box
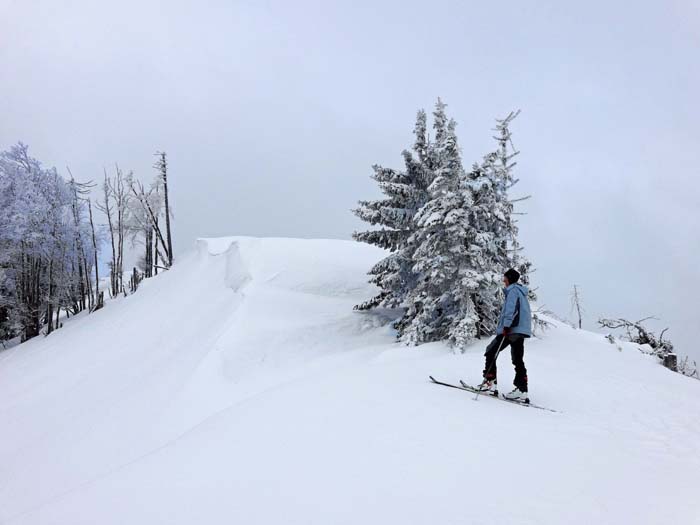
[504,268,520,284]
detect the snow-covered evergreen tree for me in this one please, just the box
[462,162,503,337]
[352,110,434,310]
[353,103,535,349]
[482,110,534,291]
[399,102,481,347]
[456,110,536,335]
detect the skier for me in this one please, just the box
[478,268,532,402]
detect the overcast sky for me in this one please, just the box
[2,0,699,360]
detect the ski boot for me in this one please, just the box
[503,387,529,404]
[477,378,498,396]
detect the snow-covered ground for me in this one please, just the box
[1,236,698,525]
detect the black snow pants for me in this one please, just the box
[483,334,528,392]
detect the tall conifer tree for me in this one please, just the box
[352,110,434,310]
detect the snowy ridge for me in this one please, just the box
[1,236,699,525]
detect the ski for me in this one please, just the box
[458,380,558,412]
[428,376,558,413]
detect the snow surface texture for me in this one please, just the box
[1,236,698,525]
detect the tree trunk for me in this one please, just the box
[46,258,54,335]
[100,173,118,298]
[88,198,101,310]
[158,152,174,267]
[663,353,678,372]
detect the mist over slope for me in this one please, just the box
[1,237,698,525]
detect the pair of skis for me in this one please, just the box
[429,376,558,413]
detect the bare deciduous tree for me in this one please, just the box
[96,166,130,297]
[87,197,102,310]
[570,284,584,329]
[128,173,171,272]
[155,152,174,267]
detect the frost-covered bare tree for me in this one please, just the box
[129,178,167,272]
[598,316,688,374]
[155,152,174,268]
[124,174,157,278]
[65,172,102,312]
[0,143,174,345]
[598,316,674,355]
[127,153,174,276]
[96,166,130,297]
[86,197,103,310]
[570,284,584,328]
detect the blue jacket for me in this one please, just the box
[496,283,532,337]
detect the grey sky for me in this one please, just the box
[2,1,699,360]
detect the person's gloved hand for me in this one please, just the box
[502,327,510,336]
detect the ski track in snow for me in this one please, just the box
[1,236,699,525]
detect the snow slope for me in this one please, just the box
[1,236,698,525]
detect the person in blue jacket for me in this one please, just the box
[478,268,532,402]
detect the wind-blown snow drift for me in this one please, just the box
[1,236,698,525]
